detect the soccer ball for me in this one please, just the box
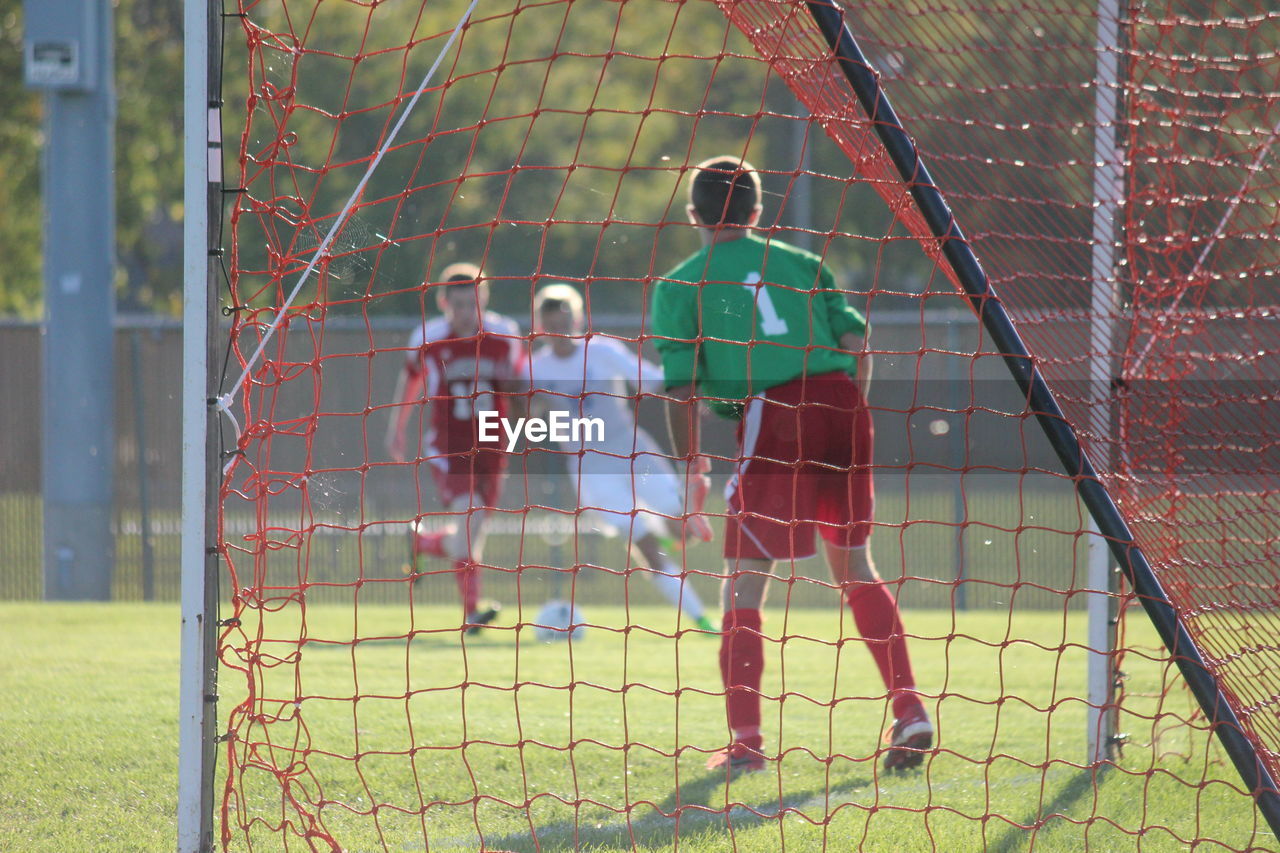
[533,600,587,643]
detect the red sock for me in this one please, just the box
[454,560,479,613]
[719,608,764,746]
[414,529,449,559]
[844,582,924,720]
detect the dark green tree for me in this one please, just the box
[0,0,183,318]
[0,0,43,318]
[114,0,183,314]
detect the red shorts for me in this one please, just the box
[724,372,873,561]
[428,447,507,508]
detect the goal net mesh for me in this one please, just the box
[215,0,1278,848]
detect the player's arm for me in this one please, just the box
[386,361,427,463]
[635,351,666,396]
[526,389,550,422]
[817,262,871,398]
[505,383,529,422]
[507,339,530,422]
[664,383,700,461]
[650,278,701,460]
[663,384,714,543]
[598,336,662,413]
[493,319,530,422]
[840,329,872,399]
[651,278,713,542]
[524,351,554,422]
[630,347,669,432]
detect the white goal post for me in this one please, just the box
[178,0,217,849]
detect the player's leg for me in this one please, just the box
[407,457,457,570]
[407,510,494,632]
[404,450,501,633]
[707,390,816,774]
[443,497,493,625]
[409,519,455,565]
[706,557,772,773]
[819,380,932,770]
[449,451,504,633]
[581,447,715,630]
[442,498,490,564]
[827,544,918,708]
[826,540,927,723]
[631,530,715,632]
[825,541,931,769]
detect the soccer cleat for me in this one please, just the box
[695,615,718,633]
[464,600,502,635]
[882,713,934,771]
[705,741,766,775]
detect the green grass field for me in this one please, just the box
[1,602,1272,852]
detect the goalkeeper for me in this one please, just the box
[651,156,932,774]
[529,283,716,633]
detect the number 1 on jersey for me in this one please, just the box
[742,272,790,336]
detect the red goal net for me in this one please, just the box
[213,0,1279,848]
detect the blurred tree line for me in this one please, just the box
[0,0,44,317]
[1,0,183,318]
[223,0,914,325]
[2,0,1266,321]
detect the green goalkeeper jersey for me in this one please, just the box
[651,232,867,418]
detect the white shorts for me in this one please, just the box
[566,428,682,540]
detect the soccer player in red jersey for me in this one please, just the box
[652,157,933,774]
[386,262,526,633]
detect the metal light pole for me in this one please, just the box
[24,0,116,599]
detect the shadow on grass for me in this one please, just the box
[985,767,1101,853]
[473,761,880,852]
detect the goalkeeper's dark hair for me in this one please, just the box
[689,156,761,227]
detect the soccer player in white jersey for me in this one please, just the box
[529,283,716,633]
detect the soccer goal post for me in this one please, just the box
[1084,0,1124,769]
[182,0,1280,849]
[179,0,222,848]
